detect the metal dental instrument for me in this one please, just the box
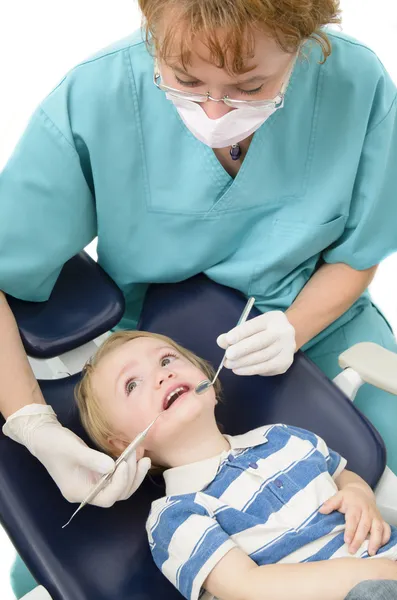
[62,413,162,528]
[195,296,256,395]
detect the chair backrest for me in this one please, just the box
[0,275,385,600]
[139,275,386,486]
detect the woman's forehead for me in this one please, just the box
[157,19,293,76]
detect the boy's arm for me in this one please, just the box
[204,547,397,600]
[335,468,374,498]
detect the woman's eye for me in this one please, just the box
[125,379,137,395]
[174,75,201,88]
[238,85,264,96]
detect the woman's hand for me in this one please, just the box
[319,484,391,556]
[3,404,151,506]
[217,311,296,376]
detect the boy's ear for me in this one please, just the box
[107,437,127,455]
[107,437,145,461]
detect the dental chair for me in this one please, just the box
[1,251,397,600]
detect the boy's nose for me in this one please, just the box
[158,371,175,386]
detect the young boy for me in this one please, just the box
[75,330,397,600]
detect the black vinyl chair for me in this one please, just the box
[0,253,386,600]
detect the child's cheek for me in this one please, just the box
[136,447,145,461]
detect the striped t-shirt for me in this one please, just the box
[146,424,397,600]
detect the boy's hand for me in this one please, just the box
[319,485,391,556]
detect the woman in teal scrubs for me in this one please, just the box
[1,0,397,596]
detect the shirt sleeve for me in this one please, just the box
[314,434,347,479]
[0,105,96,301]
[323,71,397,270]
[285,425,347,480]
[146,496,236,600]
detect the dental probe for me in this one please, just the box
[62,413,162,528]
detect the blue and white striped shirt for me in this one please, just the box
[146,424,397,600]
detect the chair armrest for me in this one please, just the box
[20,586,53,600]
[338,343,397,396]
[6,252,125,359]
[375,466,397,526]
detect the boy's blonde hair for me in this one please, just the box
[138,0,341,71]
[75,331,221,457]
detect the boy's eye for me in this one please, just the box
[161,353,178,367]
[125,379,137,395]
[124,353,178,394]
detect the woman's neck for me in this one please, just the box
[213,134,253,178]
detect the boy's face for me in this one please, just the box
[91,337,217,461]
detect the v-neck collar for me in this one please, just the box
[162,52,302,212]
[200,52,302,189]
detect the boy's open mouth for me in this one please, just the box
[163,385,190,410]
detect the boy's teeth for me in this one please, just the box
[167,387,184,402]
[165,386,188,409]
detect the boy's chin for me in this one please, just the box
[161,401,213,429]
[163,404,202,424]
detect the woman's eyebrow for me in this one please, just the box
[171,65,202,80]
[236,74,269,84]
[171,65,268,85]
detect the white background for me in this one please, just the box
[0,1,396,597]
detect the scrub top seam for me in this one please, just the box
[327,31,394,88]
[37,107,80,158]
[367,94,397,133]
[151,79,231,191]
[124,49,153,210]
[145,90,231,210]
[300,62,325,197]
[144,201,273,217]
[46,39,147,97]
[327,31,380,58]
[204,55,309,215]
[203,107,286,216]
[72,40,146,71]
[233,61,300,192]
[167,101,230,188]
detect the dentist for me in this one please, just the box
[1,0,397,596]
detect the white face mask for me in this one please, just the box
[167,93,283,148]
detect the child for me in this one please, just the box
[76,330,397,600]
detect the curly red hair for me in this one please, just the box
[139,0,341,72]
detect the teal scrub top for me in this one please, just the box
[1,29,396,344]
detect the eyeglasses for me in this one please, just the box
[153,55,297,110]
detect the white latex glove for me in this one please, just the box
[2,404,151,507]
[217,310,296,376]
